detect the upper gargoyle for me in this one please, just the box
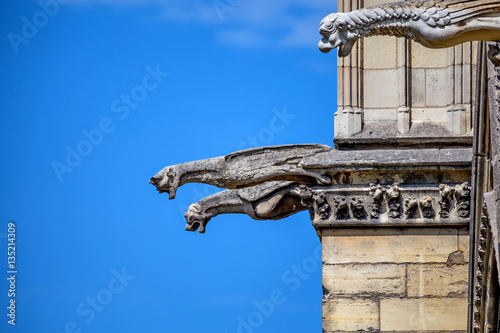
[319,0,500,57]
[149,144,333,199]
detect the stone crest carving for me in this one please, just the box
[333,197,349,220]
[438,184,453,218]
[419,196,435,218]
[369,183,384,219]
[386,183,401,219]
[455,182,471,218]
[350,197,367,220]
[404,197,418,218]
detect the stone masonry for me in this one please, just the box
[322,227,469,332]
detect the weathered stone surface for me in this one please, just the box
[323,263,405,296]
[426,68,452,107]
[311,182,471,227]
[323,228,459,264]
[412,42,450,69]
[411,68,426,108]
[364,69,399,108]
[323,299,379,331]
[380,298,468,331]
[302,148,473,170]
[364,36,397,69]
[319,0,500,57]
[407,264,469,297]
[458,228,469,262]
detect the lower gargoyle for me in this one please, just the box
[183,181,313,233]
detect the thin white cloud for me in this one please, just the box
[69,0,338,48]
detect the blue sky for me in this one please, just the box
[0,0,337,332]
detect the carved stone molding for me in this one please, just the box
[311,183,470,227]
[472,202,491,332]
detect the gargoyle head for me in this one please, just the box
[318,13,357,57]
[149,166,180,200]
[184,203,209,233]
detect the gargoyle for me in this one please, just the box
[183,181,313,233]
[319,0,500,57]
[150,144,332,199]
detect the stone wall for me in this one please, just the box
[335,0,476,142]
[322,227,469,332]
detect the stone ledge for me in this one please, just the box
[314,218,469,228]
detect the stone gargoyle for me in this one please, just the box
[319,0,500,57]
[150,144,332,233]
[150,144,333,200]
[150,143,471,232]
[183,181,313,233]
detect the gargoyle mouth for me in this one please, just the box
[318,36,350,57]
[185,221,207,233]
[149,169,179,199]
[318,37,333,53]
[185,221,200,232]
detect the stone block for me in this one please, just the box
[407,264,469,297]
[411,42,451,68]
[322,228,458,264]
[397,107,411,134]
[323,263,406,296]
[323,298,379,331]
[458,228,470,262]
[411,68,426,107]
[364,69,399,108]
[363,108,396,121]
[380,298,467,331]
[426,68,452,107]
[364,36,397,69]
[411,107,448,122]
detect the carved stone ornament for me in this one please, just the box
[404,197,418,218]
[386,183,401,219]
[369,183,384,219]
[473,202,490,332]
[318,0,500,57]
[333,197,349,220]
[420,196,435,219]
[350,197,367,220]
[438,184,453,218]
[455,181,471,218]
[313,192,331,220]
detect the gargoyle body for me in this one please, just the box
[184,181,312,233]
[319,0,500,57]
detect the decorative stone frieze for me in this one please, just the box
[312,183,470,227]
